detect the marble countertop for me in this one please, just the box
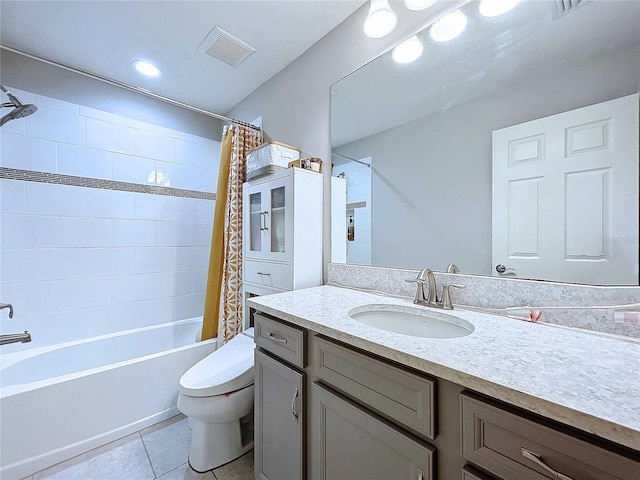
[248,285,640,451]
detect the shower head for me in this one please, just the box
[0,84,38,126]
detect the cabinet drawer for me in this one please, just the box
[245,260,291,290]
[313,336,436,440]
[461,393,640,480]
[255,314,305,368]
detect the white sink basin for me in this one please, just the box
[349,304,474,339]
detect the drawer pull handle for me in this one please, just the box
[267,332,287,343]
[260,212,265,231]
[263,210,269,231]
[521,448,574,480]
[291,387,299,423]
[256,272,271,276]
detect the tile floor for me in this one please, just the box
[20,415,254,480]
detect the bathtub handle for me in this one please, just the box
[267,332,287,344]
[291,387,299,423]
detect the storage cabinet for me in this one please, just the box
[242,168,322,325]
[312,383,434,480]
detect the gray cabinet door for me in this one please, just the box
[311,383,434,480]
[255,349,305,480]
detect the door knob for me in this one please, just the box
[495,264,515,274]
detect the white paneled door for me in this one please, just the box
[492,94,639,285]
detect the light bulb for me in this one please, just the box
[429,10,467,42]
[404,0,437,11]
[132,60,162,77]
[392,36,424,64]
[479,0,521,17]
[363,0,398,39]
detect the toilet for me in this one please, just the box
[177,328,255,472]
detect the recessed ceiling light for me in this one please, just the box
[132,60,162,78]
[404,0,437,11]
[392,36,424,64]
[363,0,398,39]
[429,10,467,42]
[479,0,521,17]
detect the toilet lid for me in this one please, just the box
[179,331,255,397]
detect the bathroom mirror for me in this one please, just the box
[331,0,640,285]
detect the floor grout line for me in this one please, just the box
[138,431,158,479]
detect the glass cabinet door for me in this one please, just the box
[270,186,286,253]
[249,192,262,253]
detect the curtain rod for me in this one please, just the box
[331,152,371,168]
[0,45,261,131]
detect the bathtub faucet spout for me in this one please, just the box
[0,331,31,346]
[0,303,13,318]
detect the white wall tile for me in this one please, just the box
[25,182,85,217]
[179,131,212,145]
[1,179,25,214]
[87,247,136,277]
[175,246,210,271]
[172,293,205,320]
[190,167,217,193]
[156,271,192,297]
[133,129,175,162]
[135,247,176,274]
[134,193,175,221]
[174,197,213,222]
[0,132,57,172]
[192,222,213,246]
[86,298,172,336]
[57,217,111,247]
[1,280,59,316]
[79,106,119,123]
[25,106,85,146]
[86,118,135,154]
[112,152,156,184]
[1,214,57,249]
[86,188,135,219]
[58,144,112,180]
[4,85,35,104]
[58,277,111,310]
[155,162,191,189]
[156,222,202,247]
[118,116,180,139]
[175,139,208,168]
[111,219,155,246]
[0,115,26,135]
[192,269,208,294]
[25,310,87,347]
[207,142,222,169]
[112,274,156,303]
[1,248,85,283]
[34,94,79,113]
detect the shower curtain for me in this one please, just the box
[201,124,262,343]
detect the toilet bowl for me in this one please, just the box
[177,328,255,472]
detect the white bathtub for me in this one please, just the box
[0,318,217,480]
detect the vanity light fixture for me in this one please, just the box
[132,60,162,78]
[363,0,398,39]
[404,0,438,11]
[392,36,424,64]
[479,0,521,17]
[429,10,467,42]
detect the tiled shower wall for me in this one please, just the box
[0,87,220,352]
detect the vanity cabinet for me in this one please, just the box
[254,313,306,480]
[253,311,640,480]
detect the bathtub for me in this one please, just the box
[0,317,217,480]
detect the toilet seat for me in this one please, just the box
[179,330,255,397]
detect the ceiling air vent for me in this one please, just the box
[549,0,590,19]
[197,26,256,68]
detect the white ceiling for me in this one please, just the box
[0,0,365,115]
[332,0,640,147]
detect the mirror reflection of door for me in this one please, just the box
[332,156,372,265]
[492,94,639,285]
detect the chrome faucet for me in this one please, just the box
[0,331,31,346]
[406,269,465,310]
[1,303,14,318]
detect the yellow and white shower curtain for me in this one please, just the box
[201,124,262,343]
